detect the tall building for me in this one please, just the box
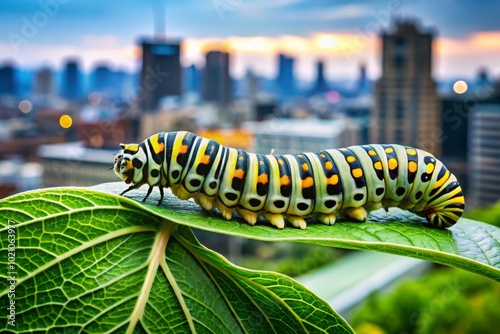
[139,39,182,111]
[371,20,440,156]
[468,104,500,206]
[0,64,17,96]
[202,50,232,106]
[276,54,295,98]
[34,67,53,95]
[62,59,81,100]
[357,63,368,93]
[245,68,259,100]
[93,64,113,93]
[311,60,329,95]
[184,64,201,95]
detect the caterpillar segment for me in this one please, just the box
[114,131,465,229]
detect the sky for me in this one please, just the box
[0,0,499,80]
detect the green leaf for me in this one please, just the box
[95,183,500,282]
[0,187,352,333]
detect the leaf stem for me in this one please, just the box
[127,219,175,334]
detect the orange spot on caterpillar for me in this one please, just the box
[201,155,210,165]
[301,163,309,171]
[178,144,189,154]
[302,176,314,188]
[257,173,268,184]
[324,161,333,170]
[374,161,383,170]
[388,158,398,170]
[233,169,245,179]
[408,161,417,173]
[280,175,290,186]
[327,174,339,185]
[346,156,356,163]
[352,168,363,178]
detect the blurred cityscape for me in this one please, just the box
[1,10,499,207]
[1,2,499,326]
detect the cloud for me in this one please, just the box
[275,4,371,22]
[81,34,122,47]
[0,41,137,71]
[434,31,500,77]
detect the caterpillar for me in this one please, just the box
[114,131,465,230]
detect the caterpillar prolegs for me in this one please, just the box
[114,131,465,229]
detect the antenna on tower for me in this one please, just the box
[153,0,166,40]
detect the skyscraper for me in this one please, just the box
[276,54,295,98]
[468,104,500,206]
[34,67,53,95]
[311,60,329,95]
[202,50,232,106]
[62,59,81,100]
[139,39,182,111]
[184,64,201,95]
[92,64,113,94]
[371,20,440,156]
[0,63,17,96]
[357,63,368,94]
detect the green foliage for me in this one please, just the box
[351,268,500,334]
[240,242,341,277]
[0,187,351,333]
[1,183,499,332]
[465,200,500,227]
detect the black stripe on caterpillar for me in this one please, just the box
[114,131,465,229]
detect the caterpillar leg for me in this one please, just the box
[237,208,259,226]
[157,187,164,205]
[263,213,285,229]
[287,215,307,230]
[142,186,154,202]
[172,184,192,200]
[345,207,368,221]
[215,201,235,220]
[196,193,215,211]
[315,213,337,226]
[120,184,141,196]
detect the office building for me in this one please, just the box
[468,104,500,206]
[371,20,441,156]
[34,67,53,95]
[311,60,329,95]
[202,50,232,106]
[139,39,182,111]
[0,64,17,96]
[62,59,81,100]
[276,54,296,98]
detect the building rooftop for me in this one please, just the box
[38,142,117,164]
[244,119,347,139]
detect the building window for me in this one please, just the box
[395,99,404,119]
[393,38,406,69]
[395,128,403,143]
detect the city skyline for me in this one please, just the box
[0,0,499,80]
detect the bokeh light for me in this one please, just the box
[88,92,102,106]
[18,100,32,113]
[326,91,341,103]
[453,80,468,94]
[59,114,73,128]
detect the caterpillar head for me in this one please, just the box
[114,143,147,185]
